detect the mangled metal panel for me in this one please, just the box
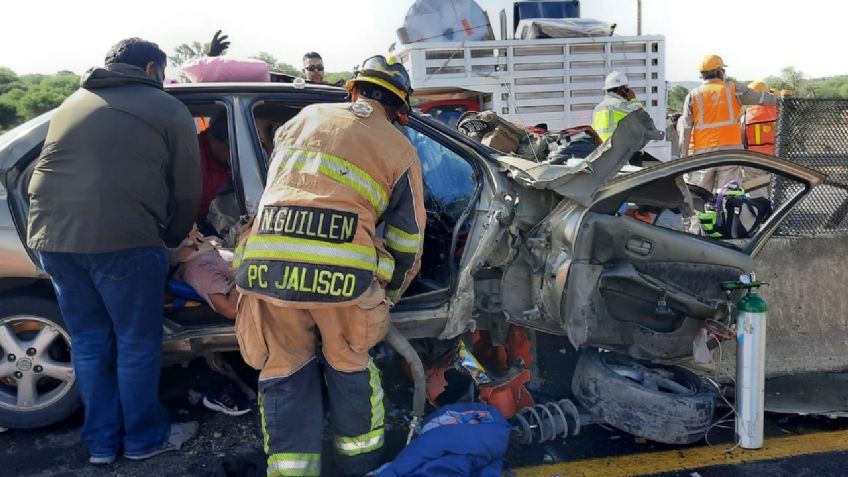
[493,109,664,205]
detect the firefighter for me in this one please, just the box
[592,71,644,142]
[680,55,776,193]
[743,80,778,156]
[233,55,426,477]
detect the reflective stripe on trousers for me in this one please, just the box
[334,361,385,456]
[267,453,321,477]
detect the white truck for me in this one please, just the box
[394,33,671,160]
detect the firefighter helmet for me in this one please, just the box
[345,55,413,109]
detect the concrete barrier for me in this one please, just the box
[718,236,848,378]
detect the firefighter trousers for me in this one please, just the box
[236,283,390,477]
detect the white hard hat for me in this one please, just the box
[604,71,628,90]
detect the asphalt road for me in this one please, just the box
[4,345,848,477]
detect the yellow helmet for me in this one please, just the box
[345,55,413,110]
[748,81,768,93]
[699,54,726,73]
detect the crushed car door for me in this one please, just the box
[534,152,823,360]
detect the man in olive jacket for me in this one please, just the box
[27,38,201,464]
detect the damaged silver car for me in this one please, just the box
[0,83,822,445]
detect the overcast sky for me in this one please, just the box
[0,0,841,82]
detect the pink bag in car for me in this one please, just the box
[181,57,270,83]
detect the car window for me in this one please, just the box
[403,127,476,227]
[614,165,802,247]
[0,111,53,151]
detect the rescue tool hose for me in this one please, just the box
[385,325,426,444]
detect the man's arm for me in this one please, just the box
[162,108,202,247]
[380,154,426,303]
[736,81,777,106]
[679,92,694,157]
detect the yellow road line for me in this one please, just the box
[514,428,848,477]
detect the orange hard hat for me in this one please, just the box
[748,81,768,93]
[699,54,726,73]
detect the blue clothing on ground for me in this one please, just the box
[40,247,170,458]
[377,403,511,477]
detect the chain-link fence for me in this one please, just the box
[772,98,848,236]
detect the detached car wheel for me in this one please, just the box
[0,296,80,429]
[572,348,715,444]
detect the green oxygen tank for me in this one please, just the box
[723,273,768,449]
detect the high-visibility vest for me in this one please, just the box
[744,104,777,155]
[592,93,643,142]
[234,99,426,307]
[690,80,743,154]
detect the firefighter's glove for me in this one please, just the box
[207,30,230,57]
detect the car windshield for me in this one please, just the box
[0,110,54,151]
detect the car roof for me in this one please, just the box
[164,82,348,96]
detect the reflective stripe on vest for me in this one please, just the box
[280,146,389,214]
[691,81,743,153]
[592,97,637,142]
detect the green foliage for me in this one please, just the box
[667,85,689,114]
[761,66,848,99]
[0,68,80,129]
[250,52,300,76]
[169,41,209,67]
[325,71,353,85]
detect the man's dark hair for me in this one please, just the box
[303,52,323,62]
[356,83,404,109]
[702,69,723,80]
[105,38,167,69]
[207,113,229,144]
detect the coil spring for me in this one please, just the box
[511,399,581,445]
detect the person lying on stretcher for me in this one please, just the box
[171,226,239,319]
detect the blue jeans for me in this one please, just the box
[39,247,170,458]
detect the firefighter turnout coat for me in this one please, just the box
[234,98,426,308]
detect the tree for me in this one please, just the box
[667,85,689,114]
[325,71,353,85]
[169,41,209,67]
[15,73,79,120]
[250,52,300,77]
[0,69,80,128]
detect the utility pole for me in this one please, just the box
[637,0,642,35]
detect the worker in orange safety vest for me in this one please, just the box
[680,55,777,193]
[743,80,778,156]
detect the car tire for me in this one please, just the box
[0,296,81,429]
[572,347,715,444]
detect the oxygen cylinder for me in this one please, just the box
[728,275,768,449]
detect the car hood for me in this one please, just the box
[493,109,663,207]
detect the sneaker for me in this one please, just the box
[124,421,199,461]
[89,454,116,465]
[202,385,252,416]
